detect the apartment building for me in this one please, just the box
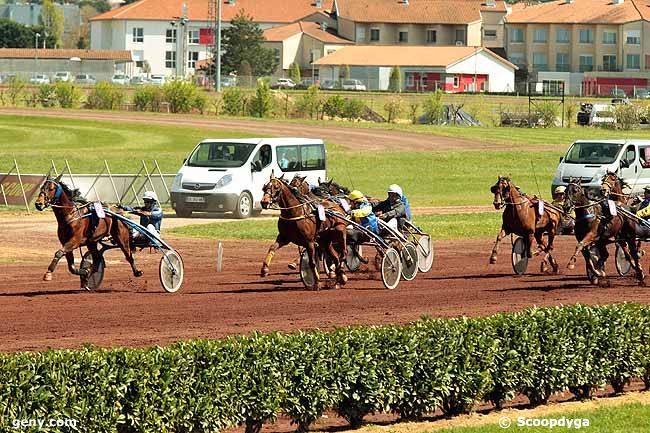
[334,0,509,49]
[505,0,650,95]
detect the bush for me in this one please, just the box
[384,96,403,123]
[289,63,301,84]
[535,101,560,127]
[388,66,401,93]
[37,84,57,107]
[613,103,641,130]
[86,81,123,110]
[409,102,419,124]
[249,80,273,118]
[323,95,345,119]
[133,85,164,112]
[295,85,321,119]
[422,90,444,124]
[6,76,26,106]
[163,79,202,114]
[341,98,365,121]
[54,81,81,109]
[222,87,246,116]
[192,91,209,115]
[565,101,576,128]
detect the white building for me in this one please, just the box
[89,0,335,77]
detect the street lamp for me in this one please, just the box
[35,33,40,49]
[70,57,82,76]
[34,33,40,77]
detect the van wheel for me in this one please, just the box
[234,192,253,219]
[175,209,192,218]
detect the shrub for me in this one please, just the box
[535,101,559,127]
[222,87,246,116]
[7,76,26,106]
[323,95,345,119]
[295,85,321,119]
[565,101,576,128]
[341,98,365,121]
[422,90,444,124]
[249,80,273,118]
[86,81,123,110]
[408,102,419,124]
[192,91,209,115]
[133,84,164,112]
[613,103,641,130]
[384,96,403,123]
[54,81,81,109]
[388,66,401,93]
[289,63,301,84]
[163,79,201,114]
[37,84,57,108]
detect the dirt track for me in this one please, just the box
[2,216,650,352]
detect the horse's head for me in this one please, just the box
[490,176,511,209]
[600,171,618,197]
[563,178,585,214]
[35,176,64,211]
[289,174,310,195]
[261,172,286,209]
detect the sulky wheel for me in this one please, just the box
[585,244,602,285]
[381,247,402,290]
[511,237,528,275]
[615,243,632,277]
[299,249,316,288]
[345,244,363,272]
[416,234,433,273]
[159,250,184,293]
[81,250,105,290]
[400,242,419,281]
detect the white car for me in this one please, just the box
[53,71,72,82]
[149,74,167,86]
[111,74,130,85]
[341,79,367,91]
[30,74,50,85]
[272,78,296,89]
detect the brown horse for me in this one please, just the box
[260,173,348,290]
[489,176,562,273]
[34,176,141,289]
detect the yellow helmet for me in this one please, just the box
[347,190,364,202]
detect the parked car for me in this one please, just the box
[271,78,296,89]
[53,71,72,82]
[341,79,367,91]
[320,80,340,90]
[149,74,167,86]
[111,74,130,85]
[610,87,626,98]
[130,75,150,85]
[296,79,317,89]
[29,74,50,85]
[74,74,96,85]
[634,88,650,99]
[0,73,17,84]
[221,76,237,87]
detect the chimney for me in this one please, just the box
[402,0,409,5]
[613,0,624,4]
[320,21,328,31]
[486,0,496,7]
[227,0,236,5]
[565,0,573,3]
[315,0,322,8]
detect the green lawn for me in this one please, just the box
[167,212,502,241]
[435,402,650,433]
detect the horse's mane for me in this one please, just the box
[57,180,88,204]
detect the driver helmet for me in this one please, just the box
[347,190,364,203]
[388,184,403,198]
[554,186,566,195]
[143,191,158,202]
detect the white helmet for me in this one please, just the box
[554,186,566,195]
[388,184,403,198]
[143,191,158,201]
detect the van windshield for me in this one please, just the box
[565,142,623,164]
[187,142,257,168]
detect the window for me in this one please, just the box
[252,145,272,170]
[603,55,617,71]
[188,30,199,44]
[426,30,437,43]
[579,55,593,72]
[508,53,525,67]
[132,27,144,43]
[533,28,547,43]
[640,147,650,168]
[166,29,176,43]
[355,27,365,42]
[627,54,640,70]
[453,76,459,88]
[310,49,319,63]
[276,146,300,171]
[300,144,325,170]
[421,74,428,88]
[406,73,414,87]
[556,28,570,43]
[510,28,524,43]
[370,28,380,42]
[187,51,199,69]
[556,53,570,72]
[455,29,465,44]
[483,29,496,40]
[273,48,280,64]
[398,31,408,42]
[579,29,593,43]
[532,52,548,71]
[627,30,641,45]
[603,31,617,44]
[165,51,176,69]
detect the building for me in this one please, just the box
[505,0,650,96]
[90,0,335,77]
[313,45,516,92]
[0,48,132,81]
[0,3,81,48]
[262,21,353,78]
[333,0,509,50]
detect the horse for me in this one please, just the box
[260,173,348,290]
[489,176,562,273]
[563,178,644,285]
[34,176,142,289]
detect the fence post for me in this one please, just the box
[64,159,76,189]
[154,160,171,203]
[104,160,121,203]
[14,159,30,214]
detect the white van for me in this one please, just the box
[170,138,327,218]
[552,139,650,197]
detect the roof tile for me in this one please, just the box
[0,49,132,61]
[264,21,353,44]
[507,0,650,24]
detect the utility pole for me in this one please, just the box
[216,0,222,91]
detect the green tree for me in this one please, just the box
[289,63,301,84]
[0,19,33,48]
[388,66,401,93]
[422,89,444,124]
[40,0,64,48]
[250,80,273,118]
[222,11,278,77]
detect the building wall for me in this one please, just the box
[481,9,507,48]
[0,58,123,81]
[466,21,482,46]
[446,50,515,92]
[337,20,472,45]
[337,17,356,41]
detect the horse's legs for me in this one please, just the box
[305,241,320,290]
[261,236,289,277]
[112,221,142,277]
[526,232,537,258]
[626,238,645,285]
[329,227,348,285]
[43,243,86,281]
[489,229,507,264]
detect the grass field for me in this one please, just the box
[168,212,502,241]
[0,114,566,207]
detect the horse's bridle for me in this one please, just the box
[36,179,64,209]
[491,177,510,209]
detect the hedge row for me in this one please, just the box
[1,304,649,433]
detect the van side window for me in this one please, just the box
[640,147,650,168]
[300,144,325,170]
[252,145,272,170]
[624,146,635,161]
[277,145,300,171]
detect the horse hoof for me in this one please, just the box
[338,273,348,285]
[81,285,91,291]
[134,270,143,278]
[567,263,575,270]
[260,268,269,278]
[287,262,297,270]
[489,257,497,264]
[43,272,52,281]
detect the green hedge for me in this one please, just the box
[1,304,650,432]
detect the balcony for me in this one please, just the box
[532,64,549,72]
[597,66,623,72]
[555,64,570,72]
[579,65,594,72]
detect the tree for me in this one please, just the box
[40,0,64,48]
[221,11,278,77]
[0,19,33,48]
[388,66,401,93]
[289,63,301,84]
